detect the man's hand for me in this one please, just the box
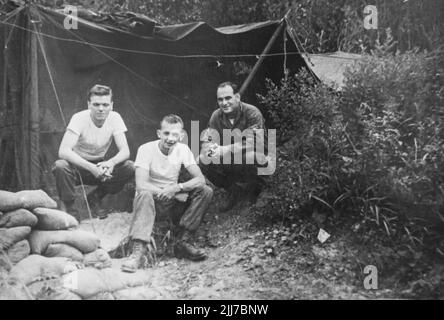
[97,160,115,174]
[212,144,232,158]
[90,165,106,180]
[156,184,180,202]
[96,160,115,181]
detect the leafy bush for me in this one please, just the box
[340,49,444,229]
[257,49,444,244]
[257,69,346,218]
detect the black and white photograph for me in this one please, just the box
[0,0,443,302]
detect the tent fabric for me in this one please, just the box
[303,51,362,89]
[0,1,311,194]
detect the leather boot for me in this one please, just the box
[173,229,207,261]
[121,239,147,273]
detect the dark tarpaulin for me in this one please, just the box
[0,1,310,194]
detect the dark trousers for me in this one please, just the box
[198,162,263,190]
[52,159,135,202]
[128,185,213,243]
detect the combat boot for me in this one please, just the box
[121,239,147,273]
[173,229,207,261]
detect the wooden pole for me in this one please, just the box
[20,5,40,189]
[239,10,291,96]
[29,6,40,189]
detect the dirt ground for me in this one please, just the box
[2,189,442,300]
[76,191,420,300]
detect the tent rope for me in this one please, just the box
[0,18,301,59]
[76,170,97,234]
[285,17,318,80]
[32,16,67,126]
[33,8,96,234]
[283,24,288,81]
[3,6,24,50]
[0,5,23,23]
[43,12,207,118]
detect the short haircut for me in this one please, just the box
[88,84,113,101]
[217,81,239,94]
[159,114,184,129]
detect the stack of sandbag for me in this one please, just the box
[28,209,106,266]
[0,190,57,270]
[7,255,153,300]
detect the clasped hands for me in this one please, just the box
[93,160,115,182]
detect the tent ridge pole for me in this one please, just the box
[239,15,288,96]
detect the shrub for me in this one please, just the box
[341,49,444,226]
[257,49,444,244]
[257,69,346,219]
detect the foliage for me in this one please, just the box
[340,48,444,227]
[257,48,444,250]
[257,69,344,218]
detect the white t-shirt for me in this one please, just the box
[134,140,196,188]
[67,110,127,161]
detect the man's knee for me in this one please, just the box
[115,160,135,176]
[135,189,155,201]
[195,184,213,198]
[52,159,70,174]
[122,160,135,171]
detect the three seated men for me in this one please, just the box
[53,82,268,271]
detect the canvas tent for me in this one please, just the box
[0,0,312,195]
[303,52,362,89]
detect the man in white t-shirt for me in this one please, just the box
[52,84,134,219]
[122,114,213,273]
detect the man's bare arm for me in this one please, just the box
[182,164,206,191]
[97,132,130,174]
[58,130,102,177]
[157,164,205,201]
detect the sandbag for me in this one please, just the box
[0,209,38,228]
[29,230,100,254]
[15,190,57,210]
[44,243,84,261]
[0,226,32,250]
[47,288,82,300]
[62,268,151,299]
[8,255,79,286]
[32,208,78,230]
[83,248,112,269]
[0,240,30,270]
[27,279,83,300]
[0,190,22,211]
[86,292,115,300]
[113,286,175,300]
